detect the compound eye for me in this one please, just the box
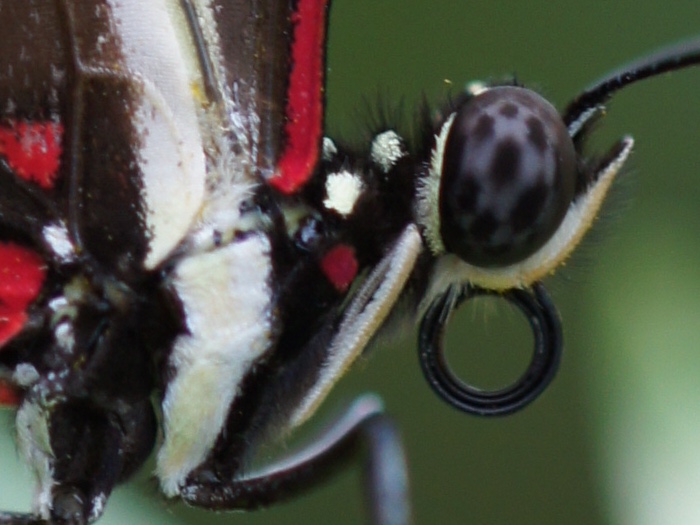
[439,86,576,267]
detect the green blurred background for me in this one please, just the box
[3,1,700,524]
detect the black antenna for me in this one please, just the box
[564,37,700,134]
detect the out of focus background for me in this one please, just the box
[2,1,700,524]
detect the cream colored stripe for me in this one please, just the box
[290,224,424,428]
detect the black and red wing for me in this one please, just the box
[0,0,327,271]
[174,0,328,191]
[0,1,156,274]
[206,0,329,192]
[0,0,330,402]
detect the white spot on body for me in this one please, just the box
[48,296,68,312]
[370,130,405,173]
[42,223,75,262]
[323,171,364,217]
[13,363,39,387]
[322,137,337,161]
[54,323,74,352]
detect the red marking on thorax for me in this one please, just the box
[0,243,46,347]
[320,244,358,293]
[0,120,64,189]
[268,0,328,194]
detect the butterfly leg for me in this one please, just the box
[180,394,412,525]
[0,395,156,525]
[0,513,47,525]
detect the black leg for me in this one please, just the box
[0,514,47,525]
[0,395,156,525]
[181,394,412,525]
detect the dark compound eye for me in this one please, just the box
[439,86,576,267]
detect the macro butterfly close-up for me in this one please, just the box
[1,1,700,525]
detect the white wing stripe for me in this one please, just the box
[107,0,207,268]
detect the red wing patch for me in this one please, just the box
[0,243,46,347]
[0,120,64,189]
[268,0,328,195]
[320,244,358,293]
[0,379,21,407]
